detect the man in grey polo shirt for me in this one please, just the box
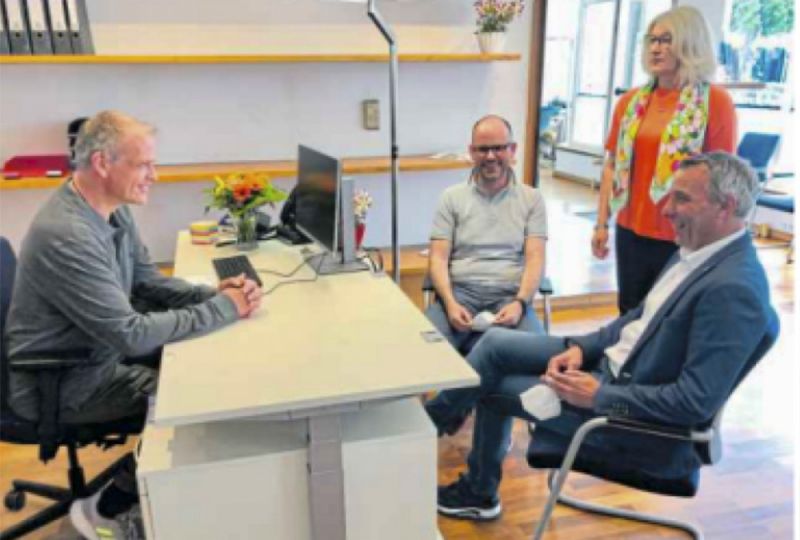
[427,115,547,355]
[6,111,262,540]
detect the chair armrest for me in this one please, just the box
[422,273,434,292]
[538,277,553,296]
[607,415,713,443]
[9,350,89,463]
[9,350,89,372]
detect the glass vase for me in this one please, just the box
[233,211,258,251]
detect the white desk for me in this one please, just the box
[137,233,478,539]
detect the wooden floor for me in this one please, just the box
[0,176,795,539]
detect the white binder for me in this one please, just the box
[3,0,31,54]
[0,0,11,54]
[45,0,70,53]
[24,0,52,54]
[64,0,91,54]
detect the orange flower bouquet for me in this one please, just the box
[206,172,287,250]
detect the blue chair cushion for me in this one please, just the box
[758,194,794,213]
[527,432,700,497]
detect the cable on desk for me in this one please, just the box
[361,248,384,272]
[260,253,324,296]
[255,254,313,279]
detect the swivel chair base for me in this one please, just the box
[1,446,128,540]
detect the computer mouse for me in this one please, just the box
[471,311,496,332]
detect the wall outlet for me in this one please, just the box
[362,99,380,130]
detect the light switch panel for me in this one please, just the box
[362,99,380,130]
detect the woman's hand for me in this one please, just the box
[591,227,610,259]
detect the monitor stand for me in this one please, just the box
[276,224,312,246]
[303,250,370,276]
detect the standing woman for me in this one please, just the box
[592,5,737,314]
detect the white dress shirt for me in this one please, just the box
[604,228,746,378]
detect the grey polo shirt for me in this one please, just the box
[430,175,547,294]
[7,182,239,420]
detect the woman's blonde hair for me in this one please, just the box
[641,5,717,86]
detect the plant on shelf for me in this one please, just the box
[475,0,525,32]
[206,172,287,251]
[474,0,525,53]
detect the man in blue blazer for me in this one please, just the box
[425,152,779,521]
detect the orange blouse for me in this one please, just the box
[605,84,737,241]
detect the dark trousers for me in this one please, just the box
[62,352,160,502]
[615,225,678,315]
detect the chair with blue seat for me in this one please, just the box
[736,133,794,263]
[0,237,142,540]
[525,310,779,540]
[736,132,780,183]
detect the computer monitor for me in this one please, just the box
[295,145,368,275]
[295,145,340,254]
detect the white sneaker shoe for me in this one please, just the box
[70,491,143,540]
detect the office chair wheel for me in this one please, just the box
[4,489,25,511]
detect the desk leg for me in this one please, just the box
[307,415,347,540]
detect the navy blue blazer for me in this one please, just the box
[548,233,779,478]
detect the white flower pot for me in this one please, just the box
[477,32,506,54]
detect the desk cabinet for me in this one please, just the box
[137,398,437,540]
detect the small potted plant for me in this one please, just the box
[206,172,287,251]
[474,0,525,54]
[353,189,373,250]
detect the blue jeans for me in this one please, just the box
[425,328,589,497]
[425,286,543,355]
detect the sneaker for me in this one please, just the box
[437,475,502,521]
[70,492,144,540]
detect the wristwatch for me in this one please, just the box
[514,297,527,316]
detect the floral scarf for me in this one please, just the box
[610,81,710,213]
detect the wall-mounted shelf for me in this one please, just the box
[0,53,520,65]
[0,154,472,191]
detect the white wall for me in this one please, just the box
[0,0,533,261]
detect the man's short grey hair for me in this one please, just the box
[679,152,760,219]
[73,110,156,170]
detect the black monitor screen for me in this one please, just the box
[295,145,340,253]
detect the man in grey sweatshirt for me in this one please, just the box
[6,110,262,540]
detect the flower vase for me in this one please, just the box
[477,32,506,54]
[355,221,366,251]
[233,211,258,251]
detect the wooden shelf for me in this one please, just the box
[0,53,521,65]
[0,154,473,191]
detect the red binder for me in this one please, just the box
[2,155,71,180]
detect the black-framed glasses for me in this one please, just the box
[473,143,513,155]
[646,33,672,46]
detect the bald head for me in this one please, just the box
[469,115,517,191]
[471,115,513,144]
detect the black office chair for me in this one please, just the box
[422,275,553,334]
[526,311,779,539]
[0,237,141,540]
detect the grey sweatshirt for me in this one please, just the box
[7,182,238,420]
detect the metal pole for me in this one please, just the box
[367,0,401,283]
[602,0,623,145]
